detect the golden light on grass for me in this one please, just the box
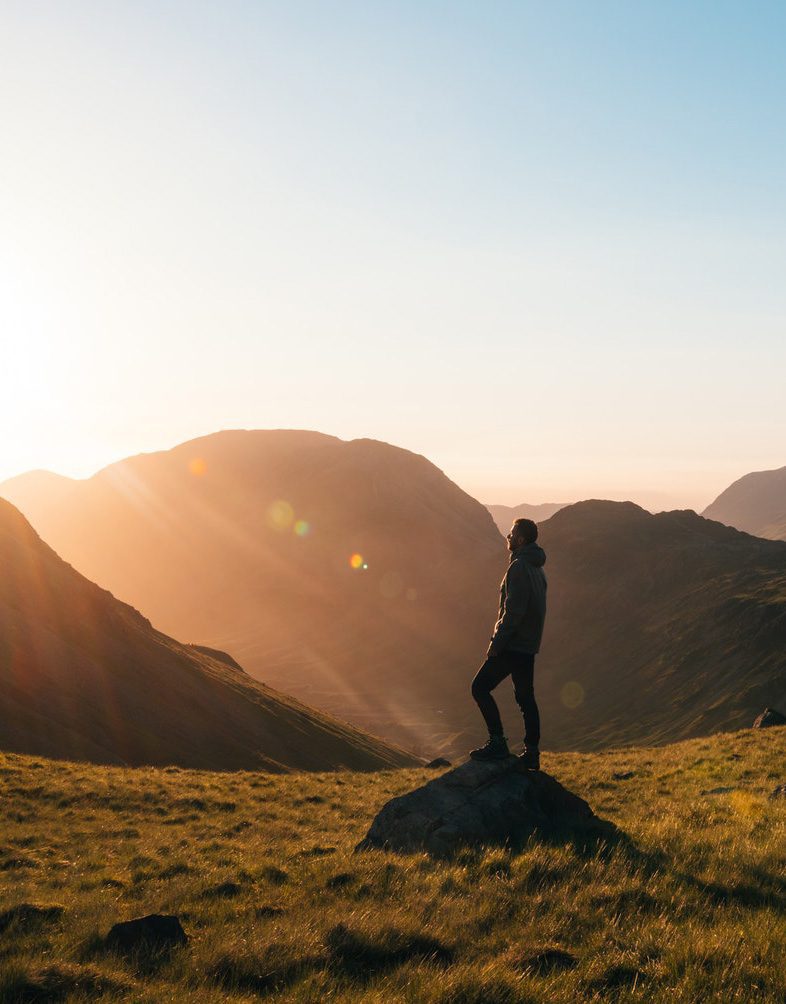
[267,499,294,530]
[560,681,584,709]
[188,457,207,476]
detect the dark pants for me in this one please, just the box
[471,650,540,748]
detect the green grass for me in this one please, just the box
[2,727,786,1002]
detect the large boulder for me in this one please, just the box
[753,708,786,729]
[356,759,609,856]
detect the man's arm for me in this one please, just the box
[488,560,530,655]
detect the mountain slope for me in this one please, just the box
[0,430,505,755]
[702,465,786,540]
[485,501,567,533]
[0,498,417,771]
[534,500,786,749]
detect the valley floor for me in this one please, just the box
[2,729,786,1002]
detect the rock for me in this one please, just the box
[105,914,188,953]
[770,785,786,799]
[356,758,609,856]
[519,946,578,974]
[753,708,786,729]
[426,758,452,769]
[201,881,242,899]
[612,770,635,781]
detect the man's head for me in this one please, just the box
[506,518,538,552]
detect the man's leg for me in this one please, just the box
[511,652,540,750]
[471,655,512,738]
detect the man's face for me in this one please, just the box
[506,525,524,551]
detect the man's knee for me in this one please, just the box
[471,676,487,703]
[513,682,535,708]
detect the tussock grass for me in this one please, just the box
[1,727,786,1001]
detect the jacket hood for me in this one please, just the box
[511,542,546,567]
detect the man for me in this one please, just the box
[469,517,547,768]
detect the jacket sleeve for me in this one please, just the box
[491,560,530,650]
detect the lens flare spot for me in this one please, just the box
[294,520,311,537]
[188,457,207,476]
[560,681,584,709]
[349,553,365,570]
[267,500,294,530]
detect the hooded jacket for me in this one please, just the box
[490,542,547,654]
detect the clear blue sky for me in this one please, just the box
[2,1,784,509]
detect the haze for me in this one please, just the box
[2,1,785,511]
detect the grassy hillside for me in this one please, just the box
[0,498,416,772]
[533,501,786,751]
[2,727,786,1002]
[702,465,786,541]
[0,430,505,756]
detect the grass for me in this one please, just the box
[1,727,786,1001]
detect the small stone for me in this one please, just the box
[519,946,578,974]
[202,881,241,899]
[426,758,452,769]
[612,770,635,781]
[255,905,285,918]
[753,708,786,729]
[770,785,786,799]
[105,914,188,953]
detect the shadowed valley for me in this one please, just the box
[0,497,416,771]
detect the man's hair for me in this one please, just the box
[513,517,538,544]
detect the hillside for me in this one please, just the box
[534,500,786,749]
[0,498,416,771]
[0,430,505,755]
[485,500,567,532]
[702,465,786,540]
[2,727,786,1001]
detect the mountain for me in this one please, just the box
[702,465,786,540]
[0,498,417,771]
[0,431,506,755]
[533,500,786,749]
[485,502,568,533]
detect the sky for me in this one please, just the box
[1,1,785,512]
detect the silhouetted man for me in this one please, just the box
[470,517,547,768]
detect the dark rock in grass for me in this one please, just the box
[0,902,64,934]
[255,905,286,918]
[105,914,188,954]
[426,757,452,768]
[325,923,452,977]
[202,881,242,899]
[356,758,612,856]
[612,770,635,781]
[770,784,786,799]
[519,946,578,975]
[325,872,355,889]
[753,707,786,729]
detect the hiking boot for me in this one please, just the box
[469,735,510,761]
[519,746,540,770]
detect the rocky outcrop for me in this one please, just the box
[356,758,608,856]
[753,708,786,729]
